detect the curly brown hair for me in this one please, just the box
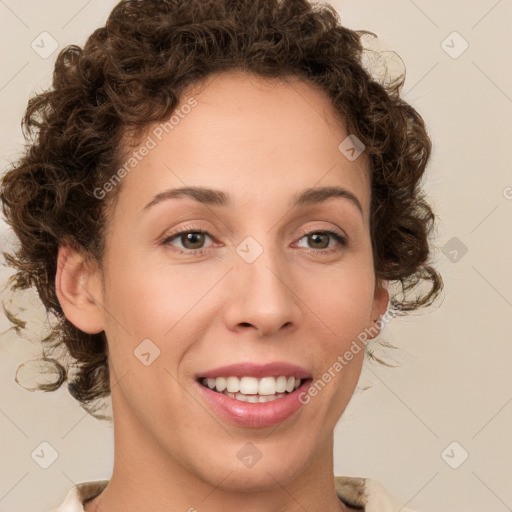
[0,0,442,419]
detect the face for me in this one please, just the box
[67,71,388,492]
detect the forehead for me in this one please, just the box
[114,71,370,218]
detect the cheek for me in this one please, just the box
[102,247,202,334]
[297,265,374,403]
[100,253,219,386]
[307,280,370,414]
[300,266,375,340]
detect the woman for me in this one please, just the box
[0,0,442,510]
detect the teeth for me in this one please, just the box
[259,377,278,395]
[240,376,259,394]
[215,377,227,392]
[226,376,240,393]
[275,376,287,393]
[201,375,303,399]
[233,391,286,402]
[234,392,248,402]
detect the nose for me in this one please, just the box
[222,249,301,337]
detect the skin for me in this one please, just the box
[56,70,389,512]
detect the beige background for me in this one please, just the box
[1,1,511,511]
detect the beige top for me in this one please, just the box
[49,476,418,511]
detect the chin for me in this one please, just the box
[199,446,311,491]
[213,466,301,493]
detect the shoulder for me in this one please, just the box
[335,475,419,512]
[49,480,109,512]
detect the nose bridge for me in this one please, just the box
[223,236,300,335]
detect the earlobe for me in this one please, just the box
[55,245,105,334]
[368,281,390,340]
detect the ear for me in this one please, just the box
[367,279,390,341]
[55,244,105,334]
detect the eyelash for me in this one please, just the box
[160,225,348,256]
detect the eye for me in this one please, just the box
[161,226,216,254]
[160,226,348,256]
[295,229,347,253]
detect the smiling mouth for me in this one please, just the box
[198,375,305,403]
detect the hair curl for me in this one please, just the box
[1,0,443,419]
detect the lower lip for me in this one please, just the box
[196,380,312,428]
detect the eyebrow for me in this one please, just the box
[142,185,364,216]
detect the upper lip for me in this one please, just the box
[195,362,312,380]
